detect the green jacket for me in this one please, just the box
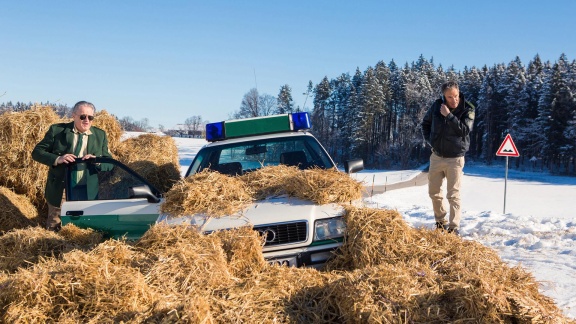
[32,122,113,206]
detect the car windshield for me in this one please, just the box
[186,135,335,177]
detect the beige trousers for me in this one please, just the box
[428,153,465,229]
[46,191,66,229]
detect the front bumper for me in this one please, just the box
[264,241,342,268]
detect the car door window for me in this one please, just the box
[66,158,160,201]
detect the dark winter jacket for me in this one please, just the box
[421,92,475,158]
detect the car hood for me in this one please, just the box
[157,195,345,232]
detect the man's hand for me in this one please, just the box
[56,154,76,164]
[440,104,450,117]
[56,154,96,164]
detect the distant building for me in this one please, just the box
[170,124,203,138]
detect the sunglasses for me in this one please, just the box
[79,114,95,121]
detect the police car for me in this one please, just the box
[61,112,364,268]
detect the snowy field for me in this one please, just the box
[138,133,575,319]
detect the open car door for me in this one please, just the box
[60,157,163,239]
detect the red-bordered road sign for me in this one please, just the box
[496,134,520,157]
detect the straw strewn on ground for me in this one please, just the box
[0,208,570,323]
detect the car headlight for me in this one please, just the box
[314,217,346,241]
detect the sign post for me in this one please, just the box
[496,134,520,214]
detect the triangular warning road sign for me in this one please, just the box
[496,134,520,157]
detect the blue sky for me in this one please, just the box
[1,1,575,129]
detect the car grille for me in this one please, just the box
[254,221,308,246]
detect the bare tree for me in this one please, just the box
[259,94,276,116]
[236,88,260,118]
[184,115,203,137]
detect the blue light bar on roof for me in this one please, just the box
[205,112,311,142]
[290,112,311,130]
[206,121,225,141]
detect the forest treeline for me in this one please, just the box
[2,54,575,174]
[307,54,576,174]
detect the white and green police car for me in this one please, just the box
[61,112,364,268]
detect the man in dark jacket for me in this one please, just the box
[421,81,475,235]
[32,101,113,231]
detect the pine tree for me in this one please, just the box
[460,66,484,157]
[311,77,332,146]
[329,73,353,160]
[357,67,385,164]
[276,84,294,114]
[536,54,574,171]
[504,57,527,166]
[514,55,546,163]
[477,64,507,163]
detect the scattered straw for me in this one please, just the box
[161,165,365,218]
[240,165,365,204]
[240,164,302,199]
[0,225,103,273]
[213,225,267,277]
[136,223,234,296]
[291,167,365,204]
[0,211,570,323]
[160,170,252,217]
[0,241,156,322]
[326,206,566,322]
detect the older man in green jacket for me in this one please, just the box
[32,101,113,231]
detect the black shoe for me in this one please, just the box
[435,222,447,230]
[447,228,460,236]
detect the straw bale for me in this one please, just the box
[210,266,336,323]
[0,186,40,233]
[240,165,365,204]
[159,165,364,219]
[0,241,156,323]
[0,225,103,273]
[325,206,567,322]
[213,225,267,277]
[160,170,252,217]
[326,206,411,270]
[114,133,181,193]
[140,295,214,324]
[136,224,233,296]
[58,223,104,247]
[240,164,302,199]
[0,106,61,215]
[292,167,365,204]
[92,109,123,153]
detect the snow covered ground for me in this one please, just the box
[136,133,575,319]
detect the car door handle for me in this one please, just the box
[66,210,84,218]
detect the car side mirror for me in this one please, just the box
[344,158,364,174]
[129,185,161,203]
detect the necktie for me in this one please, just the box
[72,133,85,187]
[74,133,85,157]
